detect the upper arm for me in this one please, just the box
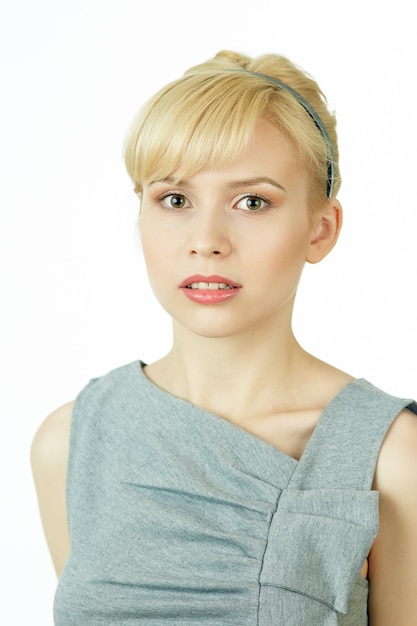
[31,401,74,578]
[368,408,417,625]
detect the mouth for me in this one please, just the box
[186,282,236,291]
[179,275,241,304]
[180,275,241,291]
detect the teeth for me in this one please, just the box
[188,282,234,290]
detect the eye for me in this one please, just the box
[235,195,269,211]
[159,193,191,209]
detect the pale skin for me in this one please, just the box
[31,119,417,623]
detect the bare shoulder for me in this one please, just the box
[374,405,417,487]
[31,402,74,466]
[368,406,417,624]
[31,402,74,577]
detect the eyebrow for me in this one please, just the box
[149,176,286,192]
[149,177,177,186]
[226,177,286,192]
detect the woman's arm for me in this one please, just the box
[31,402,73,578]
[368,408,417,624]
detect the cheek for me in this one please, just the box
[259,224,311,271]
[140,221,160,275]
[140,219,176,292]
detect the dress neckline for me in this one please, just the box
[135,360,363,465]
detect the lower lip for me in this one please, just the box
[180,287,240,304]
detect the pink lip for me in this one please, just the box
[179,274,241,305]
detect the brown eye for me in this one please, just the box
[246,197,263,210]
[236,195,268,211]
[170,195,186,208]
[161,194,190,209]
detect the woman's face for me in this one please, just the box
[140,119,319,340]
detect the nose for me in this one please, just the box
[187,209,232,257]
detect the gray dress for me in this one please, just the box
[54,361,416,625]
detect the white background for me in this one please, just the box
[1,0,416,623]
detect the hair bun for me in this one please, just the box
[214,50,251,68]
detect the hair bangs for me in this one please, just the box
[125,73,283,193]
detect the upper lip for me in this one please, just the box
[180,274,241,288]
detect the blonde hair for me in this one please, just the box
[124,50,341,210]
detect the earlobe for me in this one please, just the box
[306,199,343,264]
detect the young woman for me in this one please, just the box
[32,50,417,625]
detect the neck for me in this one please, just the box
[146,317,316,421]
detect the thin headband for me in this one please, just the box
[226,70,335,197]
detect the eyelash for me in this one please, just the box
[158,192,191,210]
[157,192,272,212]
[235,194,271,212]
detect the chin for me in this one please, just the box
[177,321,242,340]
[171,310,263,341]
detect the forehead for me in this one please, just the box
[232,119,303,175]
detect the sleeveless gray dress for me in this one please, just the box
[54,361,416,625]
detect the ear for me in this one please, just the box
[306,199,343,264]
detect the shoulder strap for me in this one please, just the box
[287,379,414,491]
[407,401,417,415]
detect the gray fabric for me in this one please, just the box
[54,361,414,625]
